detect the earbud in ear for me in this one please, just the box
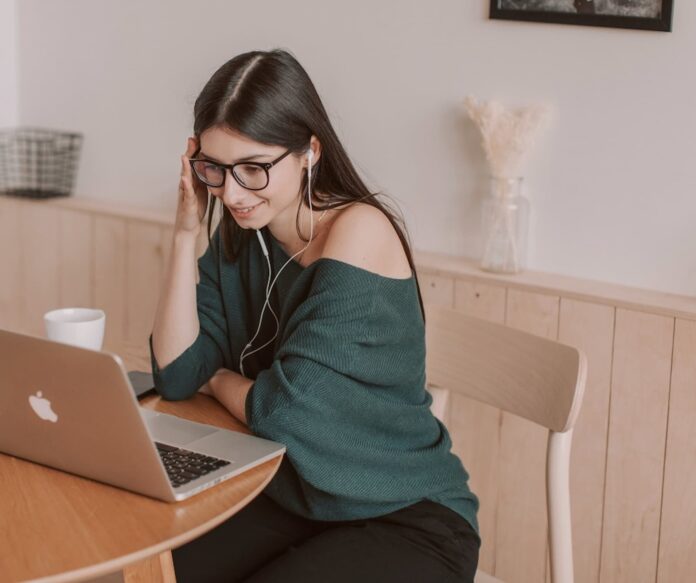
[306,148,314,162]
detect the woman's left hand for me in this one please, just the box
[199,382,215,396]
[199,367,227,397]
[197,368,254,426]
[198,368,232,397]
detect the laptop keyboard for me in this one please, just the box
[155,441,231,489]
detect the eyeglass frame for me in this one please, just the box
[189,148,294,191]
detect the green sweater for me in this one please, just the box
[148,224,480,535]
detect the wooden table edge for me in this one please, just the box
[24,455,282,583]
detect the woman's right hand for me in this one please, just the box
[174,136,209,238]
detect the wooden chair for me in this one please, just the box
[424,304,588,583]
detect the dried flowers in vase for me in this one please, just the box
[463,95,552,273]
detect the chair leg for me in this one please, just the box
[547,429,575,583]
[123,550,176,583]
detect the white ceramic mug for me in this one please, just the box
[43,307,106,351]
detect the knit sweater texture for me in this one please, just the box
[148,224,480,535]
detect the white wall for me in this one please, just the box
[12,0,696,295]
[0,0,18,127]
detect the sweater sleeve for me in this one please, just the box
[244,261,446,505]
[148,227,232,400]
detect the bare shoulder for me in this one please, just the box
[321,202,412,279]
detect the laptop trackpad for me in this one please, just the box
[145,413,219,445]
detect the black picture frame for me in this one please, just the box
[489,1,673,32]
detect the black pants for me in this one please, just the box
[171,491,480,583]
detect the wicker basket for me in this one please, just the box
[0,127,83,199]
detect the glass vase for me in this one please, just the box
[480,176,529,274]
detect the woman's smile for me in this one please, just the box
[229,201,265,218]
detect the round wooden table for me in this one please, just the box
[0,342,282,583]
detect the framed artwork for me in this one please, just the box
[489,1,674,32]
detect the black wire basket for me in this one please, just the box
[0,127,83,199]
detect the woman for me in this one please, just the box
[149,48,480,583]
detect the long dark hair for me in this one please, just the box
[192,48,424,321]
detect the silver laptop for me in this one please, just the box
[0,328,286,502]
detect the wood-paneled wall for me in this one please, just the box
[418,270,696,583]
[1,194,694,583]
[0,195,207,351]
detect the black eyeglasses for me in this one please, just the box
[189,149,293,190]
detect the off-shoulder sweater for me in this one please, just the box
[148,224,480,535]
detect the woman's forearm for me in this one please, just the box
[151,231,200,368]
[209,369,254,426]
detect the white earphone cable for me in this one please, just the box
[239,148,317,376]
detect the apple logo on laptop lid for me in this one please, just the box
[29,391,58,423]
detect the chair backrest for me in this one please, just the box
[424,304,587,433]
[425,304,588,583]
